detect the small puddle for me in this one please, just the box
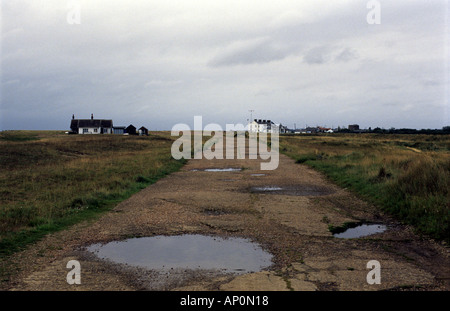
[253,186,283,191]
[203,208,230,216]
[191,168,242,172]
[333,223,387,239]
[87,235,272,274]
[250,185,333,196]
[251,174,266,177]
[205,168,242,172]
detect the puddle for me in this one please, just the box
[251,174,266,177]
[87,235,273,274]
[333,223,387,239]
[203,208,230,216]
[253,186,283,191]
[250,185,333,196]
[205,168,242,172]
[191,168,242,172]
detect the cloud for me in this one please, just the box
[303,46,332,64]
[1,0,448,131]
[302,46,359,65]
[207,37,292,67]
[335,48,358,62]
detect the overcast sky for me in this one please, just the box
[1,0,449,130]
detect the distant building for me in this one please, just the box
[126,124,137,135]
[113,126,126,135]
[70,114,113,134]
[305,127,318,134]
[248,119,280,133]
[138,126,149,136]
[348,124,360,131]
[317,126,332,133]
[279,124,289,134]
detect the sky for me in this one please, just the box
[1,0,449,131]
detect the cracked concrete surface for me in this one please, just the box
[2,142,449,291]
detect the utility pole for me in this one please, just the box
[248,110,255,131]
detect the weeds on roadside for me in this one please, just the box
[0,131,186,257]
[281,134,450,242]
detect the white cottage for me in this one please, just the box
[248,119,280,134]
[70,114,113,134]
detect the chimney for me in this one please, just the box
[72,114,74,120]
[91,113,93,120]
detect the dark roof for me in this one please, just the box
[71,119,113,129]
[139,126,148,130]
[254,119,274,124]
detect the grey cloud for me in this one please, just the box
[335,48,358,62]
[207,38,292,67]
[303,46,358,65]
[1,0,448,131]
[303,46,332,64]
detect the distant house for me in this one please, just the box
[113,126,126,135]
[70,114,113,134]
[348,124,360,131]
[248,119,280,133]
[138,126,149,136]
[317,127,332,133]
[305,127,318,134]
[279,124,288,134]
[126,124,137,135]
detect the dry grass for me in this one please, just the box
[280,133,450,242]
[0,131,185,256]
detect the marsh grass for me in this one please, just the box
[281,134,450,242]
[0,131,187,257]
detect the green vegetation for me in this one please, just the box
[0,131,186,258]
[280,134,450,242]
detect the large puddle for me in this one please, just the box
[333,224,387,239]
[250,185,333,196]
[87,235,273,274]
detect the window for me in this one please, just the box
[83,128,88,133]
[94,128,98,133]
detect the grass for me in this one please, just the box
[280,133,450,243]
[0,131,187,258]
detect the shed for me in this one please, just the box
[113,126,126,135]
[138,126,149,136]
[125,124,137,135]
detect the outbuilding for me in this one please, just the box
[125,124,137,135]
[138,126,149,136]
